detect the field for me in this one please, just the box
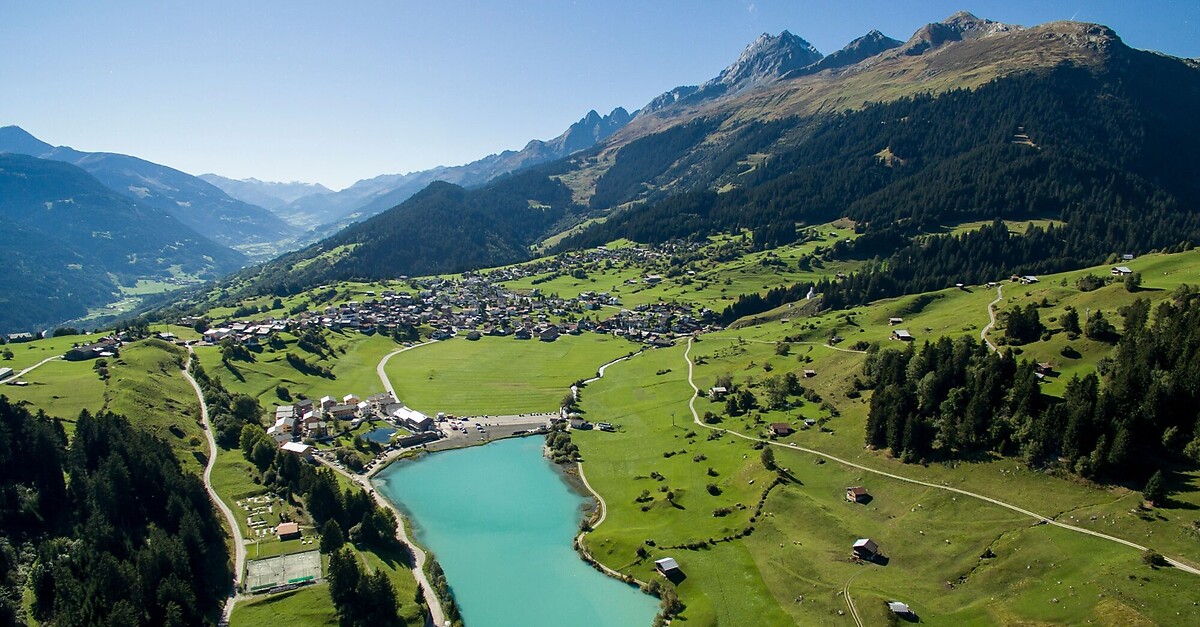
[1,358,106,424]
[563,248,1200,625]
[103,340,209,472]
[385,334,635,416]
[1,332,107,372]
[230,585,337,625]
[503,225,863,311]
[193,330,401,407]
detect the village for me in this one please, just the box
[189,244,717,349]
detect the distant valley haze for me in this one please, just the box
[2,0,1197,190]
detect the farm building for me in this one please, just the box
[852,538,881,560]
[654,557,681,577]
[891,329,914,341]
[887,601,914,616]
[770,423,792,436]
[846,486,870,503]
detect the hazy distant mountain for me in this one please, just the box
[277,107,633,238]
[0,153,245,330]
[0,126,297,254]
[197,174,331,211]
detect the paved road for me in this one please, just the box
[319,458,447,626]
[181,351,245,623]
[373,342,448,626]
[9,355,62,379]
[982,284,1004,352]
[682,338,1200,576]
[376,340,439,398]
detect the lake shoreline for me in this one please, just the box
[371,436,659,626]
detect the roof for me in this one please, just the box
[654,557,680,571]
[1113,266,1133,273]
[893,329,912,337]
[853,538,879,551]
[847,486,869,496]
[276,522,300,535]
[393,406,431,423]
[887,601,912,614]
[281,442,311,454]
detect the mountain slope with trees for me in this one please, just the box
[0,153,246,330]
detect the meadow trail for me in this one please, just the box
[982,284,1004,352]
[682,338,1200,576]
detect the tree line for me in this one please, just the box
[0,399,230,626]
[860,286,1200,489]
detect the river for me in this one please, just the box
[372,436,659,627]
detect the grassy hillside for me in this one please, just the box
[566,248,1200,625]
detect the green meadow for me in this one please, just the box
[193,330,401,407]
[1,358,106,425]
[385,333,635,416]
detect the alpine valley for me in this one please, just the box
[4,11,1200,627]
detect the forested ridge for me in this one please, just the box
[0,399,230,626]
[861,286,1200,488]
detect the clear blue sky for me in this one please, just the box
[2,1,1196,190]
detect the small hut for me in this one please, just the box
[852,538,880,560]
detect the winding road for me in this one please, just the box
[181,351,245,623]
[369,340,448,627]
[376,340,439,398]
[981,284,1004,352]
[682,338,1200,576]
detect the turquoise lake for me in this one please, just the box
[372,436,658,627]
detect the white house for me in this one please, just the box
[393,406,434,432]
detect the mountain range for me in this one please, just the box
[196,175,332,212]
[0,126,297,254]
[0,153,244,329]
[256,106,634,238]
[218,12,1200,305]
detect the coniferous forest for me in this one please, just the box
[0,399,230,626]
[860,286,1200,487]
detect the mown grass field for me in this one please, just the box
[231,585,336,625]
[385,334,635,416]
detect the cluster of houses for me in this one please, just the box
[190,267,716,350]
[266,391,438,455]
[63,337,122,361]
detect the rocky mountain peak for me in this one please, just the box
[795,29,903,75]
[900,12,1022,56]
[709,30,823,91]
